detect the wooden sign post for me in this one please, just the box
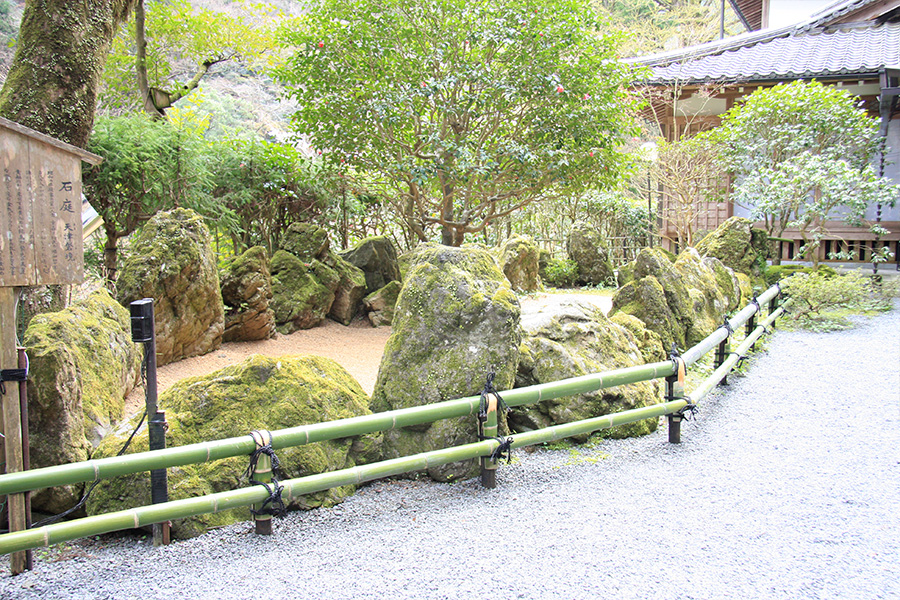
[0,116,101,574]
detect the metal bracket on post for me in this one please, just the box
[478,393,499,489]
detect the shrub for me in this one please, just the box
[764,264,837,286]
[543,258,579,288]
[780,270,893,329]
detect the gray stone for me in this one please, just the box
[87,355,379,539]
[116,208,224,366]
[567,221,615,286]
[694,216,768,278]
[363,280,401,327]
[500,234,542,293]
[513,300,661,440]
[281,222,330,262]
[220,246,276,342]
[324,253,367,325]
[370,243,521,482]
[269,250,337,334]
[24,289,142,514]
[339,236,401,294]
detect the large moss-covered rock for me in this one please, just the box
[370,243,521,482]
[339,235,401,294]
[612,247,744,352]
[24,289,142,513]
[87,355,378,539]
[269,250,338,333]
[280,222,330,262]
[513,301,661,439]
[325,253,367,325]
[117,208,224,366]
[220,246,276,342]
[695,216,768,277]
[500,234,542,293]
[567,221,614,286]
[363,280,401,327]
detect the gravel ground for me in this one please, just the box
[1,304,898,600]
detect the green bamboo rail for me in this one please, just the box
[0,284,785,555]
[0,360,679,496]
[0,397,686,555]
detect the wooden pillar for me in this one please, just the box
[1,287,27,574]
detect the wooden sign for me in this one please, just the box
[0,116,101,287]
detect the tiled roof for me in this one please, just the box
[632,22,900,85]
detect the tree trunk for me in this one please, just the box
[0,0,139,147]
[102,222,121,291]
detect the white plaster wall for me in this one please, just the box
[768,0,832,28]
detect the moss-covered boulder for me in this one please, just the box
[695,216,768,278]
[499,234,542,293]
[324,253,367,325]
[615,273,684,350]
[280,222,330,262]
[87,355,378,539]
[269,250,338,334]
[117,208,223,366]
[363,280,401,327]
[339,235,401,294]
[609,313,666,365]
[611,247,744,353]
[24,289,142,513]
[370,243,521,482]
[220,246,276,342]
[513,301,661,439]
[567,221,614,286]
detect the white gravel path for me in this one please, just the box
[1,303,898,600]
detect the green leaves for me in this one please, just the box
[276,0,636,243]
[712,80,898,262]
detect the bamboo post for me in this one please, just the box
[479,394,498,489]
[0,287,26,574]
[250,430,274,535]
[665,358,686,444]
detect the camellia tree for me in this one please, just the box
[277,0,639,246]
[713,80,898,267]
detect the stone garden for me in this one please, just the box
[24,209,766,536]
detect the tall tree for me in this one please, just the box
[713,80,898,267]
[0,0,138,146]
[278,0,638,246]
[103,0,279,116]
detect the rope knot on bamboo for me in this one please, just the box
[720,317,734,337]
[246,430,286,518]
[478,435,514,464]
[728,351,748,369]
[478,369,510,421]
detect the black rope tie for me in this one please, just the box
[0,368,27,396]
[246,432,286,518]
[728,351,748,369]
[477,435,514,464]
[478,369,510,421]
[720,317,734,337]
[679,403,700,421]
[750,296,760,313]
[668,343,682,374]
